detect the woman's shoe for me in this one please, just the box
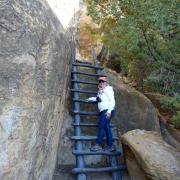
[103,145,116,152]
[90,144,102,152]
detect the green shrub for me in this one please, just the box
[84,0,179,95]
[171,111,180,129]
[160,95,180,111]
[160,95,180,128]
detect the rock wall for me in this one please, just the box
[0,0,71,179]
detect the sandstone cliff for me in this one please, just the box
[0,0,71,179]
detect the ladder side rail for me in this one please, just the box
[72,44,86,180]
[110,156,122,180]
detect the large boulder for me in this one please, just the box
[121,129,180,180]
[106,69,160,134]
[0,0,71,179]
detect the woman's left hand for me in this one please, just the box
[106,112,111,119]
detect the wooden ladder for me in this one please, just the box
[71,46,126,180]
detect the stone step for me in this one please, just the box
[71,89,97,95]
[72,165,126,174]
[71,71,100,77]
[72,62,103,70]
[73,110,99,116]
[72,149,121,156]
[71,136,118,141]
[72,79,98,85]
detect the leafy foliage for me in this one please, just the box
[84,0,180,94]
[160,95,180,111]
[160,95,180,128]
[171,111,180,129]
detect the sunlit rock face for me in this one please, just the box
[46,0,82,29]
[0,0,71,179]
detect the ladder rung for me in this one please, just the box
[72,71,100,77]
[72,80,98,85]
[72,123,115,127]
[73,110,99,116]
[72,63,103,70]
[72,165,126,174]
[71,136,118,141]
[72,149,121,156]
[73,98,97,104]
[71,89,97,95]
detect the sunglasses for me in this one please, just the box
[99,80,107,83]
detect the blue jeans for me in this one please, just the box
[97,109,115,146]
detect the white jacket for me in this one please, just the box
[88,85,115,113]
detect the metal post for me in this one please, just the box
[110,156,122,180]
